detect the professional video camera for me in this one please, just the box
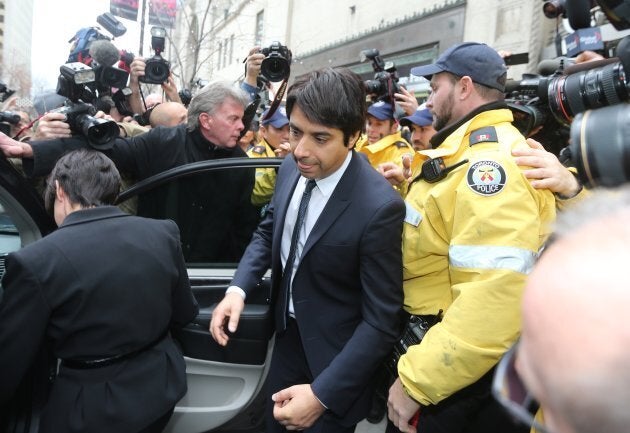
[259,42,292,82]
[360,48,401,103]
[140,26,171,84]
[54,62,119,149]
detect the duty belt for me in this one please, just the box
[61,329,169,370]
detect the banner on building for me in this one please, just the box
[149,0,177,29]
[110,0,140,22]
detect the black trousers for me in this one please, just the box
[265,318,355,433]
[386,369,529,433]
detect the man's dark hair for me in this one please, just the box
[286,67,366,147]
[44,149,121,213]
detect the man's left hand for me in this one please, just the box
[272,384,325,430]
[388,378,420,433]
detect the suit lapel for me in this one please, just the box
[272,160,301,267]
[301,151,360,258]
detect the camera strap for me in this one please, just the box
[261,78,289,124]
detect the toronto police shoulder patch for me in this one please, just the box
[466,160,507,196]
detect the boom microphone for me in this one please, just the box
[89,40,120,67]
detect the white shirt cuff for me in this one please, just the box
[226,285,246,300]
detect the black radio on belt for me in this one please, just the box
[420,157,469,183]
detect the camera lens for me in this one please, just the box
[261,55,290,82]
[140,56,170,84]
[546,61,630,126]
[569,104,630,187]
[76,114,120,149]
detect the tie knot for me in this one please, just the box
[305,179,317,193]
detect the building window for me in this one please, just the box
[229,34,234,64]
[255,10,264,46]
[218,41,223,69]
[223,38,228,68]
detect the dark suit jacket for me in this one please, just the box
[0,206,198,433]
[232,151,405,425]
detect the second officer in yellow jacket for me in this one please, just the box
[358,101,414,170]
[247,106,290,206]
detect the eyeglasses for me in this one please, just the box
[492,341,552,433]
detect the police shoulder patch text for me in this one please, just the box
[466,160,507,196]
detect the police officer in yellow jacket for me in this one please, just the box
[386,42,556,433]
[247,106,290,206]
[359,101,414,170]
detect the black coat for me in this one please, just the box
[0,206,198,433]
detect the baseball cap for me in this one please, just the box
[260,106,289,128]
[400,107,433,128]
[410,42,507,92]
[367,100,395,120]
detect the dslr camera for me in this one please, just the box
[55,62,119,149]
[0,111,21,136]
[260,42,292,82]
[140,26,171,84]
[360,49,401,103]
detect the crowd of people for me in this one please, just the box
[0,34,622,433]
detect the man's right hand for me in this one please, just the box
[0,131,33,158]
[210,292,245,346]
[32,112,72,141]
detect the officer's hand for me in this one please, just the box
[388,378,420,433]
[274,142,291,158]
[210,292,245,346]
[513,138,581,198]
[378,162,405,186]
[32,112,72,140]
[394,85,419,116]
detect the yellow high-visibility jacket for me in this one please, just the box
[247,139,276,207]
[359,131,414,170]
[398,108,556,406]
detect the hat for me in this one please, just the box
[400,107,433,127]
[367,101,395,120]
[410,42,507,92]
[260,106,289,128]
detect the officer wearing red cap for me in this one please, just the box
[385,42,556,433]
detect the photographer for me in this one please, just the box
[127,56,182,115]
[0,81,259,262]
[385,42,556,433]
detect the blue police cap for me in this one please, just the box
[411,42,507,92]
[400,107,433,127]
[260,106,289,128]
[367,101,395,120]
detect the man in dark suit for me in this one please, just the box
[0,149,198,433]
[210,68,406,433]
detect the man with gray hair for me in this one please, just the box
[494,187,630,433]
[0,80,251,178]
[0,81,257,261]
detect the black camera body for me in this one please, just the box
[260,42,292,82]
[55,62,119,149]
[140,26,170,84]
[360,49,401,103]
[0,111,21,136]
